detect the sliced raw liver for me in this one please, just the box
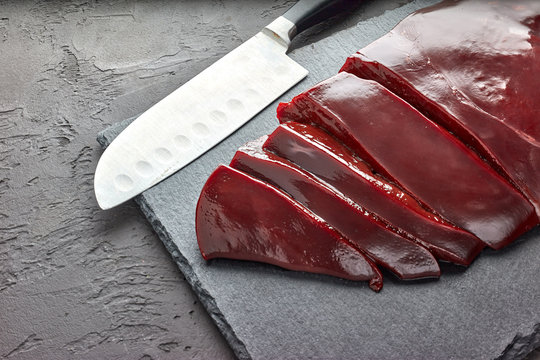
[230,137,440,280]
[340,0,540,216]
[277,72,538,249]
[196,165,383,291]
[263,121,484,265]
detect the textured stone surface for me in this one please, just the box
[2,0,539,359]
[0,1,304,359]
[98,1,540,359]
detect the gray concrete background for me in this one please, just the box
[0,1,539,359]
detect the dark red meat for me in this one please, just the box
[340,0,540,216]
[263,122,485,265]
[196,0,540,287]
[277,72,537,249]
[230,137,440,279]
[196,165,383,291]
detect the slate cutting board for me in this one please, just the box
[97,1,540,359]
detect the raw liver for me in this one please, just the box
[340,0,540,216]
[230,137,440,280]
[263,122,485,265]
[277,72,538,249]
[195,165,383,291]
[99,0,540,358]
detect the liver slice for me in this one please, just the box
[196,165,383,291]
[230,137,440,280]
[340,0,540,216]
[277,72,538,249]
[263,122,484,265]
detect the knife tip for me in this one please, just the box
[94,155,124,210]
[94,184,116,210]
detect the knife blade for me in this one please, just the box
[94,0,354,210]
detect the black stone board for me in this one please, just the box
[98,1,540,359]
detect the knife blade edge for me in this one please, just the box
[94,17,308,209]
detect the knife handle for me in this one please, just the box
[283,0,357,37]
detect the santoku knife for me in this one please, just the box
[94,0,354,210]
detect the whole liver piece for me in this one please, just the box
[342,0,540,216]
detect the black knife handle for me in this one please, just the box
[283,0,359,37]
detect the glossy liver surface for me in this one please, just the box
[264,122,485,265]
[196,165,383,291]
[278,72,538,249]
[230,136,440,279]
[196,0,540,290]
[341,0,540,215]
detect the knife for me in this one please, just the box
[94,0,354,210]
